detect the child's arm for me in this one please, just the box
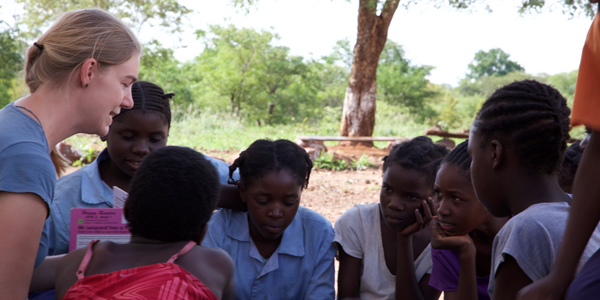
[517,130,600,300]
[0,192,48,300]
[216,184,247,211]
[395,199,439,300]
[30,254,66,292]
[430,217,477,300]
[337,247,362,300]
[493,255,533,300]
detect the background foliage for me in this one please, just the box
[0,0,588,152]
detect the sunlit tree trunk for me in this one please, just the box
[340,0,398,146]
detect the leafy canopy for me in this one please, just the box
[467,48,524,79]
[16,0,192,37]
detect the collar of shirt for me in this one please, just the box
[80,148,113,206]
[226,210,305,258]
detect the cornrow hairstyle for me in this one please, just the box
[473,80,571,174]
[383,136,450,186]
[442,140,471,180]
[126,146,220,242]
[114,81,173,127]
[558,141,583,191]
[229,139,313,189]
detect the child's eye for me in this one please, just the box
[254,199,268,205]
[382,186,392,193]
[452,196,462,202]
[284,199,299,206]
[121,134,134,140]
[149,136,162,143]
[404,195,421,202]
[123,83,129,88]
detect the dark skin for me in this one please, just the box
[54,230,235,300]
[467,126,571,300]
[431,163,509,300]
[98,110,169,193]
[337,164,441,300]
[238,169,302,259]
[516,130,600,300]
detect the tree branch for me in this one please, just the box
[380,0,399,27]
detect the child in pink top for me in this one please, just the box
[55,146,234,299]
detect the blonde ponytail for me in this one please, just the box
[24,8,141,93]
[50,148,69,178]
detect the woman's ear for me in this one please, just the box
[490,140,503,170]
[79,58,98,88]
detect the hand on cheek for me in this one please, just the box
[397,198,435,237]
[430,216,475,255]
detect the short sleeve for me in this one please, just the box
[333,206,364,259]
[0,142,55,205]
[429,249,460,292]
[492,219,555,283]
[201,210,228,248]
[572,13,600,131]
[201,154,238,185]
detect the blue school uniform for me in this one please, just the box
[49,148,237,255]
[202,206,336,300]
[0,102,56,268]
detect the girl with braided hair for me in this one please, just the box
[428,140,509,300]
[201,139,337,300]
[466,79,600,300]
[516,2,600,298]
[335,136,448,300]
[45,81,236,257]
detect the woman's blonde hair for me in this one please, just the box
[24,8,141,176]
[24,8,142,93]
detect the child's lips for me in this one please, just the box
[438,219,456,232]
[125,159,142,170]
[385,214,404,224]
[264,224,283,233]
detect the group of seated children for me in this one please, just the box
[30,76,600,300]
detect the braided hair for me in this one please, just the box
[383,136,449,186]
[473,80,571,174]
[558,141,583,191]
[229,139,313,189]
[442,140,471,179]
[114,81,174,127]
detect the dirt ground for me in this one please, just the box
[302,169,382,224]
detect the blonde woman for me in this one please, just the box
[0,9,141,299]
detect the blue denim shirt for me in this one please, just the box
[49,148,238,255]
[202,206,336,300]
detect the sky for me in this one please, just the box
[1,0,596,86]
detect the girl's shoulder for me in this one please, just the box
[176,245,234,298]
[335,203,380,228]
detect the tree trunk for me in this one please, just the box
[340,0,399,146]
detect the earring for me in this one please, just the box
[85,84,89,87]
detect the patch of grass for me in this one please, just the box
[64,101,449,154]
[313,152,376,171]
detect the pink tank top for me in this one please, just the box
[62,240,218,300]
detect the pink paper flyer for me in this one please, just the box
[69,208,131,252]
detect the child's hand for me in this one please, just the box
[430,216,475,255]
[397,198,435,237]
